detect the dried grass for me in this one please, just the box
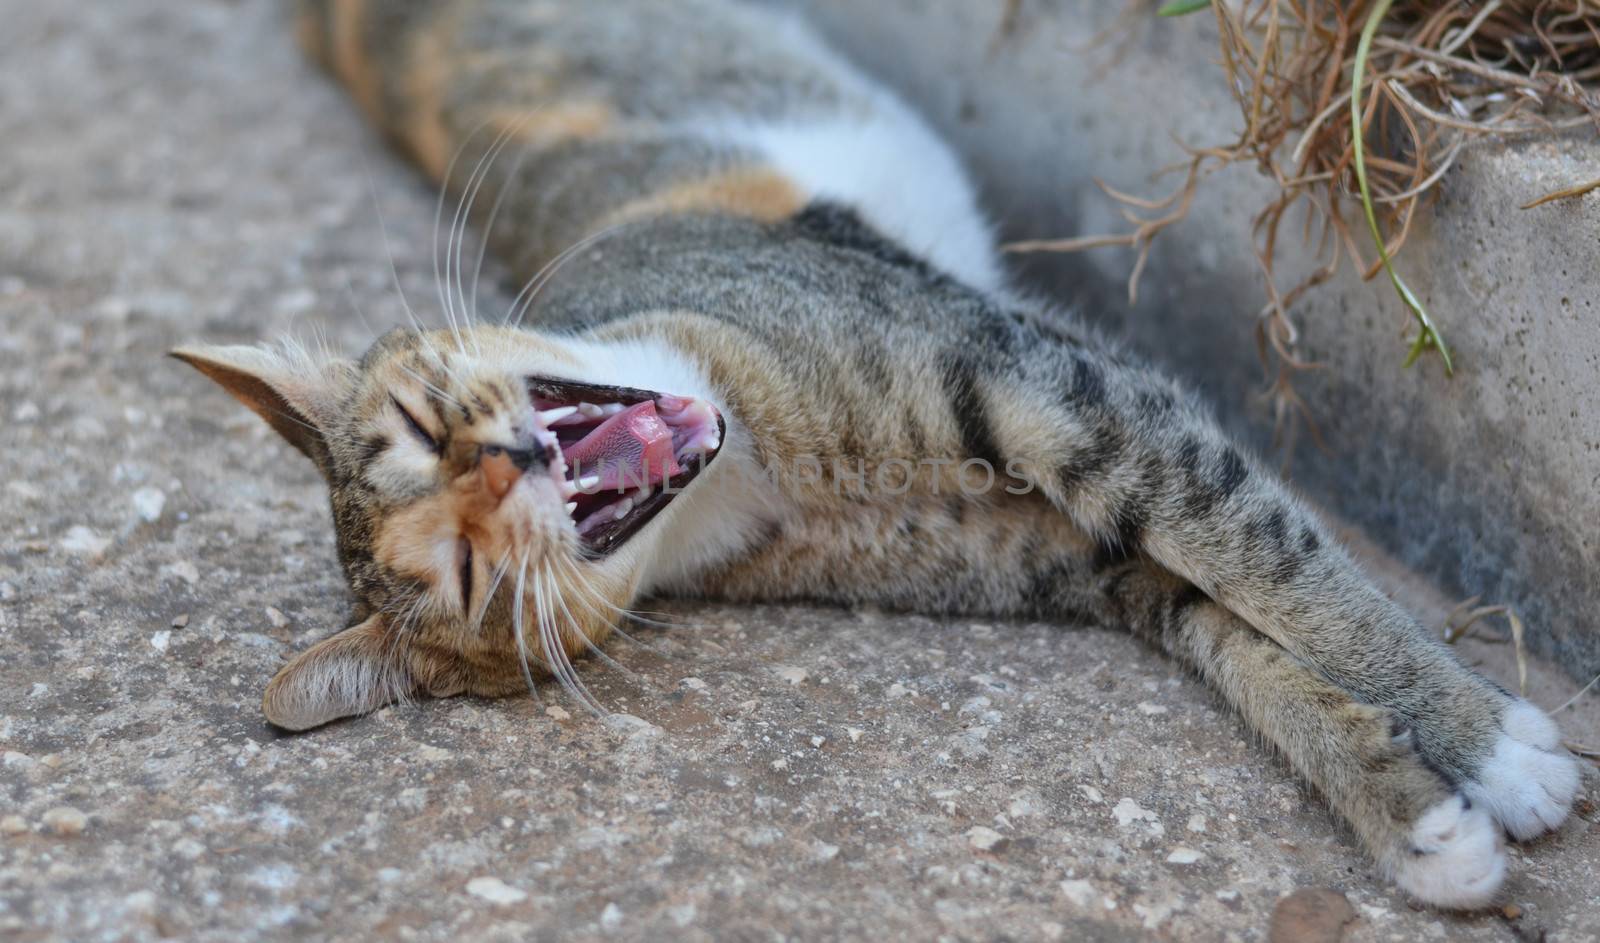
[1520,173,1600,206]
[1442,597,1600,734]
[1551,670,1600,713]
[1442,595,1528,697]
[1004,0,1600,446]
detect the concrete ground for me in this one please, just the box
[1,2,1596,941]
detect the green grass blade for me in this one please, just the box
[1157,0,1212,16]
[1351,0,1453,375]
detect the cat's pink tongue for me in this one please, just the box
[563,400,681,491]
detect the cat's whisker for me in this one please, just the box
[534,563,605,716]
[409,328,454,382]
[548,558,629,639]
[451,109,543,352]
[432,118,500,357]
[395,363,466,410]
[359,161,431,344]
[471,549,513,632]
[510,551,541,703]
[446,120,518,320]
[393,331,472,400]
[380,592,428,708]
[295,322,338,373]
[469,118,541,334]
[504,222,630,328]
[558,558,702,633]
[415,343,473,398]
[552,556,674,658]
[446,129,517,358]
[364,258,453,378]
[544,560,654,689]
[537,566,595,714]
[433,152,473,354]
[338,271,388,349]
[394,591,431,642]
[441,109,537,358]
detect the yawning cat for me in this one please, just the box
[172,0,1578,909]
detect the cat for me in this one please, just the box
[171,0,1579,910]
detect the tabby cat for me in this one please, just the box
[172,0,1579,909]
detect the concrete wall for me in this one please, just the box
[801,0,1600,681]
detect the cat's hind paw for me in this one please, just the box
[1464,700,1581,841]
[1391,795,1505,909]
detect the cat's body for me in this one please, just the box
[174,0,1580,910]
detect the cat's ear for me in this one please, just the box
[170,343,354,472]
[262,613,414,731]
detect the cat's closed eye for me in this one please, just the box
[392,394,442,455]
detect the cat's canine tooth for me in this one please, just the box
[681,429,719,453]
[612,498,634,519]
[575,474,601,492]
[539,405,579,424]
[576,402,604,418]
[565,501,577,515]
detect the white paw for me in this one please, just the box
[1464,701,1581,841]
[1392,795,1505,909]
[1501,699,1561,749]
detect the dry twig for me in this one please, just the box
[1442,596,1529,697]
[1008,0,1600,443]
[1521,174,1600,207]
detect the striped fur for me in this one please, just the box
[173,0,1577,909]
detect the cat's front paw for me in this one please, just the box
[1463,700,1581,841]
[1391,794,1505,909]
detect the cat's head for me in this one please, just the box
[173,326,722,730]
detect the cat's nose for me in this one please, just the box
[479,445,545,499]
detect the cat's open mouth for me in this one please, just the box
[528,377,723,557]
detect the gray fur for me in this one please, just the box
[259,0,1578,901]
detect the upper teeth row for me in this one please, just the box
[538,402,625,427]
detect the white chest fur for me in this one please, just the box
[687,16,1003,294]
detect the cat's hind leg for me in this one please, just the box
[983,338,1581,844]
[1101,561,1507,909]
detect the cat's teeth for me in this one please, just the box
[575,474,601,492]
[611,498,634,519]
[600,402,625,416]
[564,501,577,515]
[576,402,604,418]
[680,429,719,453]
[539,405,578,425]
